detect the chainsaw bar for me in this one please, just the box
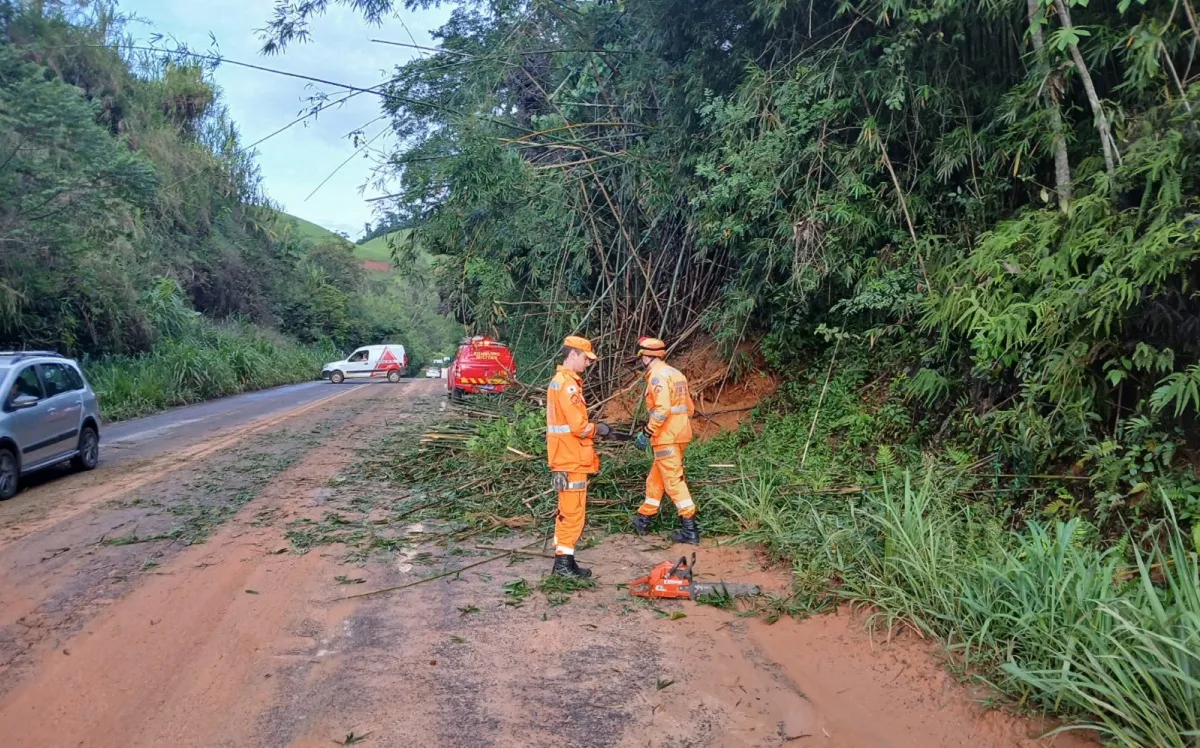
[690,582,761,599]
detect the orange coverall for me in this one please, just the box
[546,365,599,556]
[636,359,696,519]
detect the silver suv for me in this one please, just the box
[0,351,101,500]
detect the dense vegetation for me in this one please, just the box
[267,0,1200,743]
[265,0,1200,521]
[0,1,460,418]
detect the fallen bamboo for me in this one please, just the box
[474,544,555,559]
[343,540,541,600]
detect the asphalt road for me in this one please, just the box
[99,380,370,465]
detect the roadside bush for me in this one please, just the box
[87,320,336,421]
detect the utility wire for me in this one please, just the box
[49,44,535,134]
[304,124,392,202]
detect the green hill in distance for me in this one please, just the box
[271,212,428,274]
[272,210,346,245]
[356,230,413,266]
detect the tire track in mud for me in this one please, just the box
[0,384,400,706]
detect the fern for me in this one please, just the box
[1150,365,1200,418]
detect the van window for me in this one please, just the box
[347,349,369,363]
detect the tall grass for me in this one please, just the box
[712,472,1200,746]
[86,320,337,421]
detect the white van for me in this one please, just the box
[321,345,408,384]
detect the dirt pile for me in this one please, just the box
[601,337,778,437]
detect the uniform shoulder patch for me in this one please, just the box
[650,377,661,386]
[566,384,578,394]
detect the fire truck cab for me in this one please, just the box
[448,336,516,396]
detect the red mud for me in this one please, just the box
[603,337,779,436]
[0,381,1101,747]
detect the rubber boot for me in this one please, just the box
[551,554,592,578]
[672,516,700,545]
[631,513,653,536]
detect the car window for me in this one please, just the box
[63,364,85,391]
[40,363,78,397]
[9,366,43,402]
[348,349,369,363]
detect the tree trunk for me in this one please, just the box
[1053,1,1118,178]
[1027,0,1073,211]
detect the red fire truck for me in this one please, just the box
[447,336,517,396]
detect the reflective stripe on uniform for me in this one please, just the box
[670,405,689,414]
[547,424,572,434]
[581,423,595,437]
[653,447,675,458]
[642,497,661,507]
[649,412,667,422]
[674,498,695,511]
[566,481,588,490]
[556,545,575,556]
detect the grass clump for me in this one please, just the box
[537,574,597,594]
[713,470,1200,746]
[87,319,336,421]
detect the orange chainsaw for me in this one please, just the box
[629,553,761,601]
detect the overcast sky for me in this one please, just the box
[119,0,451,239]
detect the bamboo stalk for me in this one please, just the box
[800,335,841,471]
[342,543,539,600]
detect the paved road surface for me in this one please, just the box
[100,380,370,464]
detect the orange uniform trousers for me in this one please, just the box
[553,472,589,556]
[636,444,696,519]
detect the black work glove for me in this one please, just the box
[595,422,612,438]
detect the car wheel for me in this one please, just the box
[330,370,345,384]
[387,370,402,383]
[0,447,18,500]
[71,425,100,472]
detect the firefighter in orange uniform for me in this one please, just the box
[546,335,612,577]
[630,337,700,544]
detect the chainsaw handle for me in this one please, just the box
[666,552,697,582]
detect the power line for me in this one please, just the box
[304,124,392,203]
[50,43,533,133]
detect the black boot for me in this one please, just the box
[551,554,593,578]
[672,516,700,545]
[631,513,654,536]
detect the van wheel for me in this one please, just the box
[330,370,345,384]
[0,447,18,500]
[387,370,402,383]
[71,425,100,471]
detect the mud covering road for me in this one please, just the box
[0,380,1096,747]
